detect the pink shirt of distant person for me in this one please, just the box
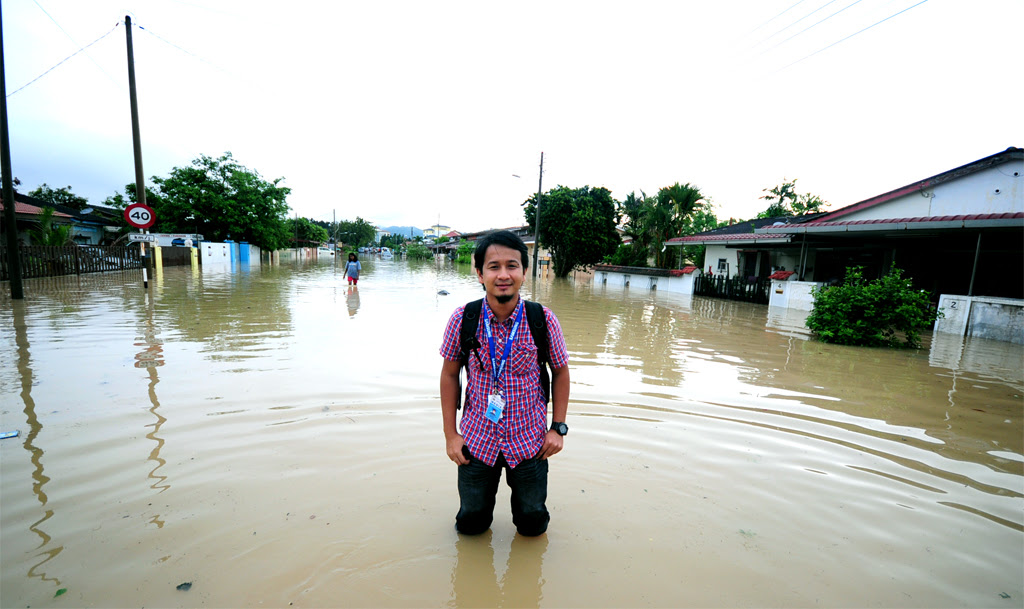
[440,299,569,468]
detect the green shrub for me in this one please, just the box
[406,243,432,260]
[806,266,940,348]
[603,243,648,267]
[455,241,475,264]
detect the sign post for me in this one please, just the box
[124,203,155,288]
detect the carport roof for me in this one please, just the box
[758,212,1024,235]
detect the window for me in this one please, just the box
[717,258,727,272]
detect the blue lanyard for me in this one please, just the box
[483,301,523,391]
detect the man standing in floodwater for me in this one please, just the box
[439,230,570,536]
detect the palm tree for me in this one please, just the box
[29,207,73,246]
[638,183,705,268]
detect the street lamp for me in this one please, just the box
[513,151,544,280]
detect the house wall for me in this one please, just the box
[836,162,1024,221]
[71,225,105,245]
[704,244,807,278]
[704,244,733,276]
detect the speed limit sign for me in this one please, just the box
[124,203,156,229]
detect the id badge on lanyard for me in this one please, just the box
[483,302,523,424]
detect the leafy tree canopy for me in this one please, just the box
[28,184,89,211]
[287,217,329,245]
[335,217,376,247]
[757,178,828,218]
[104,152,293,251]
[523,185,620,278]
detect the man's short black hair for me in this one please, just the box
[474,230,529,271]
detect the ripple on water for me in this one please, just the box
[0,265,1021,608]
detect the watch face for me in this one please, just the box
[553,422,568,436]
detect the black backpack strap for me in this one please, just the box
[456,299,483,409]
[524,300,551,405]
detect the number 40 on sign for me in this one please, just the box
[124,203,155,229]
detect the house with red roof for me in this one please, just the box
[666,147,1023,342]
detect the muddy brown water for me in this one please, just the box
[1,258,1021,608]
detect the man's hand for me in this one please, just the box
[537,429,564,460]
[447,433,469,465]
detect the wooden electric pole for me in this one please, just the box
[1,2,25,299]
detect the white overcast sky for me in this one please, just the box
[5,0,1022,232]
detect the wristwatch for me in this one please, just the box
[551,421,568,436]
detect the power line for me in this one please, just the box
[134,22,236,78]
[32,0,121,89]
[763,0,868,54]
[750,0,841,49]
[779,0,932,71]
[6,21,121,98]
[746,0,809,35]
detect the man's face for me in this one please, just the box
[476,244,525,304]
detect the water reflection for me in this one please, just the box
[450,531,547,609]
[346,285,360,317]
[138,292,169,518]
[12,300,64,588]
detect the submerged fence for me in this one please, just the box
[693,274,770,304]
[1,245,142,280]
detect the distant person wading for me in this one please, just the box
[345,253,361,285]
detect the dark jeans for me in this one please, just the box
[456,452,550,536]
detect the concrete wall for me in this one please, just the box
[202,242,232,265]
[594,269,699,294]
[768,279,820,311]
[935,294,1024,344]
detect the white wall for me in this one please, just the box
[934,294,1024,344]
[768,280,820,311]
[594,270,700,294]
[704,244,733,276]
[201,242,231,265]
[836,161,1023,221]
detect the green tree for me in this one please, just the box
[28,184,89,211]
[523,185,620,278]
[336,217,376,247]
[604,242,649,266]
[28,206,73,245]
[806,266,940,348]
[627,182,706,269]
[676,206,720,268]
[288,217,329,245]
[757,178,828,218]
[117,152,295,250]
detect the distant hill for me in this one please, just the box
[382,226,423,238]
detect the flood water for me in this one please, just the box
[1,257,1021,608]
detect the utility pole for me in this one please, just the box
[124,15,152,288]
[0,2,25,299]
[532,151,544,280]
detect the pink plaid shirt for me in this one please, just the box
[441,298,569,468]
